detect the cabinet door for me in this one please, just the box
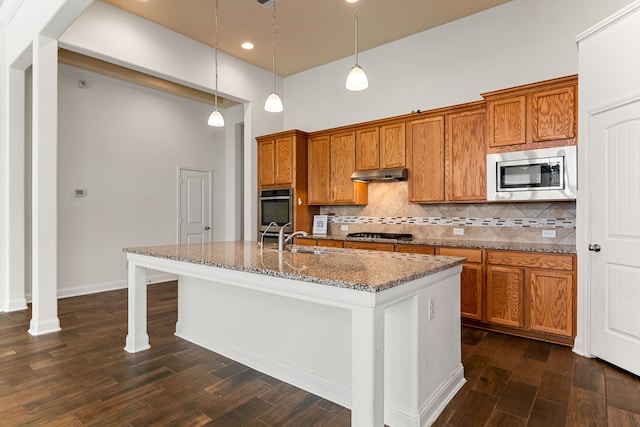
[258,139,275,187]
[274,136,293,185]
[308,136,331,205]
[460,264,484,321]
[380,122,406,168]
[407,116,445,202]
[439,247,484,321]
[356,127,380,171]
[488,96,526,148]
[528,270,574,337]
[532,86,575,142]
[446,108,487,201]
[487,265,524,327]
[331,131,366,204]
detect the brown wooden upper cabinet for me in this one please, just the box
[483,75,577,152]
[446,105,487,202]
[407,103,486,203]
[257,133,294,187]
[308,132,367,205]
[356,122,406,171]
[407,115,445,202]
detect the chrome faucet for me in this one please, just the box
[278,222,308,252]
[259,221,278,249]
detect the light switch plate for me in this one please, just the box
[341,225,348,231]
[453,228,464,236]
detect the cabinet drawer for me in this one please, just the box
[395,244,435,255]
[317,239,344,248]
[295,238,317,246]
[344,241,395,252]
[488,251,574,271]
[439,247,483,263]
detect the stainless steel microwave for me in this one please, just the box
[487,146,577,201]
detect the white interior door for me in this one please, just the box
[589,99,640,376]
[179,168,211,244]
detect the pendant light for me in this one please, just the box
[208,0,224,126]
[346,1,368,91]
[264,1,283,112]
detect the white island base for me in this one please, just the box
[124,246,465,427]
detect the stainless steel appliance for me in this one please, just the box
[486,146,577,201]
[259,188,294,239]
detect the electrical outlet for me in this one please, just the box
[453,228,464,236]
[429,298,435,319]
[542,229,556,238]
[341,225,348,231]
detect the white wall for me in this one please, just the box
[55,65,227,297]
[283,0,635,132]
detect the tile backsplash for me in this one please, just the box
[319,182,575,246]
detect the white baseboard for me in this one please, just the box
[24,273,177,303]
[419,364,466,427]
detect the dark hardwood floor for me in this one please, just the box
[0,281,638,426]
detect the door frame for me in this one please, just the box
[176,166,213,245]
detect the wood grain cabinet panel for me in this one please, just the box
[488,96,526,148]
[308,136,331,205]
[344,241,395,251]
[356,127,380,171]
[528,269,574,337]
[274,136,293,185]
[317,239,344,248]
[487,265,524,328]
[446,108,487,201]
[330,131,367,205]
[407,116,445,202]
[483,75,577,153]
[258,139,275,187]
[532,86,575,142]
[439,247,484,321]
[380,122,406,169]
[395,244,435,254]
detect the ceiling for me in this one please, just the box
[103,0,511,77]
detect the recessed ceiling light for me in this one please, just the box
[346,0,359,3]
[241,42,254,50]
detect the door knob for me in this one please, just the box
[588,244,601,252]
[205,226,211,230]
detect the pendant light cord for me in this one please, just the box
[214,0,219,110]
[271,1,277,92]
[354,4,359,66]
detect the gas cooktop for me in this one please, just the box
[346,232,413,241]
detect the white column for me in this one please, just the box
[1,67,28,312]
[0,31,6,312]
[29,35,60,335]
[351,305,385,427]
[125,260,150,353]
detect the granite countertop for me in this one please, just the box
[309,235,576,254]
[123,241,465,293]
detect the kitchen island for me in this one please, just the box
[123,241,465,427]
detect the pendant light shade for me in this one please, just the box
[346,3,368,91]
[265,1,283,112]
[209,0,224,127]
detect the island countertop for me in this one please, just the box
[123,241,465,293]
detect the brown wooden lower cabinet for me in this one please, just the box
[485,250,576,344]
[486,265,524,327]
[344,241,395,251]
[295,237,317,246]
[438,247,484,321]
[395,244,435,254]
[317,239,344,248]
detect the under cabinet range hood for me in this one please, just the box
[350,168,408,182]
